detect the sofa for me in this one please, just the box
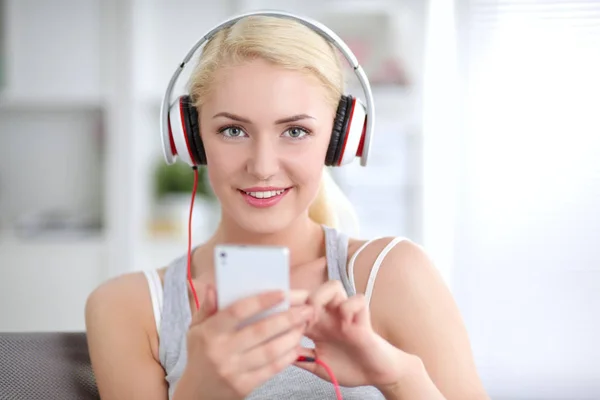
[0,332,100,399]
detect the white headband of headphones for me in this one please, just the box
[160,9,375,167]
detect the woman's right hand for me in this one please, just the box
[175,285,314,400]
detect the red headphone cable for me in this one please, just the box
[186,166,342,399]
[187,167,201,310]
[297,356,343,399]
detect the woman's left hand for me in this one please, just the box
[293,281,416,391]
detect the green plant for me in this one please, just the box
[154,160,216,201]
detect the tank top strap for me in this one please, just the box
[322,225,356,296]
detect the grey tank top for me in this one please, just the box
[157,225,385,399]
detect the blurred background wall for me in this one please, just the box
[0,0,599,399]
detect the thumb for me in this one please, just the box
[190,283,218,326]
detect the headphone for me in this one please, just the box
[160,10,375,169]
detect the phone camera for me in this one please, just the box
[220,252,226,258]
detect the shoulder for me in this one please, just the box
[85,270,172,398]
[85,267,167,362]
[347,236,433,296]
[347,236,488,398]
[86,269,163,320]
[85,272,153,333]
[347,235,449,334]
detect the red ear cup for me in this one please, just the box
[337,97,367,166]
[326,95,368,166]
[167,96,207,166]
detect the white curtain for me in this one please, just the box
[422,0,461,288]
[454,1,600,397]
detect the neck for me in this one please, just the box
[193,213,326,277]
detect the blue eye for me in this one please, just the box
[219,126,247,138]
[283,127,309,139]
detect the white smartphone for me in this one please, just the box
[214,244,290,328]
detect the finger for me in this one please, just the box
[288,289,310,307]
[235,323,306,371]
[307,280,348,310]
[231,305,314,353]
[338,294,370,326]
[190,283,218,327]
[234,345,301,394]
[220,290,287,330]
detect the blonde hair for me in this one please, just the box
[188,15,359,234]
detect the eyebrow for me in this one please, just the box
[275,114,315,124]
[212,112,315,124]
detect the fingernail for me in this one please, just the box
[300,306,314,319]
[274,290,286,300]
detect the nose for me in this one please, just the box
[246,136,279,181]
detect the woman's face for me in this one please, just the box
[199,58,335,234]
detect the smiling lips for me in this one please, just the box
[239,186,291,208]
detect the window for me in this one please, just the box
[455,1,600,396]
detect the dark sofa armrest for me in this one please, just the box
[0,332,100,400]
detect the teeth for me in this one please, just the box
[245,189,285,199]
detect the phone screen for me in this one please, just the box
[214,245,290,328]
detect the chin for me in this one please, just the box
[233,209,298,235]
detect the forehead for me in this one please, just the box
[206,59,330,117]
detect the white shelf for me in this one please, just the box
[0,92,105,111]
[237,0,398,16]
[320,0,399,14]
[0,229,105,247]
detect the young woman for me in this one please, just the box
[85,14,489,400]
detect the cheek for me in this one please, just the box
[202,138,243,191]
[286,149,327,193]
[285,131,331,183]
